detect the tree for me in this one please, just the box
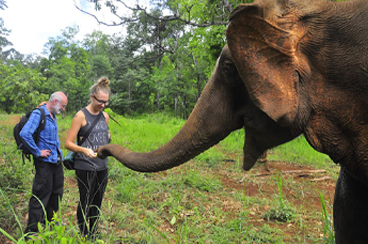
[82,31,114,80]
[73,0,250,117]
[88,54,114,80]
[82,30,111,56]
[0,60,48,113]
[0,17,14,60]
[106,34,152,115]
[41,27,91,111]
[79,0,235,27]
[75,0,250,60]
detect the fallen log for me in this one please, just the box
[238,169,327,183]
[310,176,331,182]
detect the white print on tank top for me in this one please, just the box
[85,120,109,151]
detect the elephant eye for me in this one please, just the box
[221,58,242,86]
[222,59,237,76]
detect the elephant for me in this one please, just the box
[97,0,368,242]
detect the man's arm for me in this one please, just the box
[19,110,42,157]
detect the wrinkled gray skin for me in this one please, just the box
[98,0,368,242]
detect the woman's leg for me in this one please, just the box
[76,169,93,236]
[89,169,108,234]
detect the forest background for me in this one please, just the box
[0,0,344,117]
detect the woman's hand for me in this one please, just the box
[84,148,97,159]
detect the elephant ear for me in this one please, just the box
[226,1,302,126]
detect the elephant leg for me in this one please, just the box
[333,167,368,244]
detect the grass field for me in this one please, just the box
[0,112,338,243]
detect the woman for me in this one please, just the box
[65,77,111,237]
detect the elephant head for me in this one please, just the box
[226,0,368,178]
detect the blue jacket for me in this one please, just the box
[20,105,62,163]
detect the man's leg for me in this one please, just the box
[46,164,64,223]
[25,160,53,233]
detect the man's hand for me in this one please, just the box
[40,149,51,158]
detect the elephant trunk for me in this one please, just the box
[98,110,234,172]
[242,132,264,171]
[97,74,243,172]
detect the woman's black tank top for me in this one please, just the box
[74,108,109,171]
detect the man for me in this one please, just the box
[20,91,68,234]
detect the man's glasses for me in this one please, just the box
[93,95,109,105]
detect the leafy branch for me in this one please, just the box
[74,0,232,27]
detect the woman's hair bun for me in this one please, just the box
[98,77,110,87]
[90,76,111,95]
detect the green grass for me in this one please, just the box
[0,112,336,243]
[262,175,296,222]
[268,136,332,168]
[320,191,335,244]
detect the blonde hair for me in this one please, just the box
[90,77,111,95]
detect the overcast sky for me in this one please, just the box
[1,0,124,56]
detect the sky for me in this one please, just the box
[1,0,124,56]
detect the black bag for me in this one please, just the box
[62,150,75,170]
[14,108,46,163]
[63,111,102,170]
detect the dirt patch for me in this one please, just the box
[0,115,21,126]
[220,161,335,206]
[216,160,336,242]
